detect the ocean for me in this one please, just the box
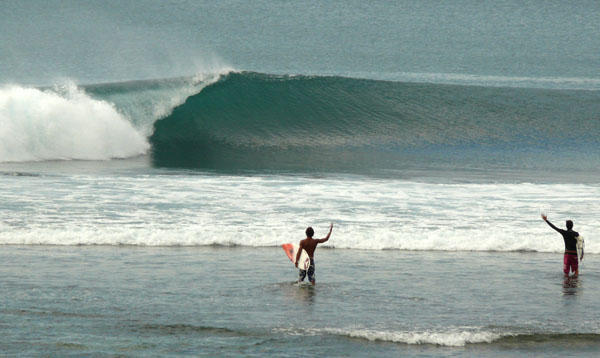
[1,0,599,357]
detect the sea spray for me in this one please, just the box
[83,70,234,137]
[0,83,148,162]
[0,69,234,163]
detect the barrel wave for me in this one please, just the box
[3,71,597,174]
[150,72,600,174]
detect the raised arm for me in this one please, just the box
[541,214,562,233]
[316,223,334,244]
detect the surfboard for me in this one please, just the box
[576,236,585,263]
[281,243,311,270]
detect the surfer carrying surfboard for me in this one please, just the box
[296,223,333,285]
[541,214,581,276]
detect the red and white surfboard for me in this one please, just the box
[281,243,311,270]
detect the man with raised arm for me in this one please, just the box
[541,214,581,276]
[295,223,333,285]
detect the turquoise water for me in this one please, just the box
[146,73,600,173]
[1,0,600,356]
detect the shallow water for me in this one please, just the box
[1,246,599,357]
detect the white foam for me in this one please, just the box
[333,328,506,346]
[0,174,598,253]
[0,83,149,162]
[0,67,235,163]
[274,327,510,346]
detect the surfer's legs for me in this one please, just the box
[298,269,307,282]
[563,254,569,275]
[307,259,315,285]
[298,259,316,284]
[563,254,578,276]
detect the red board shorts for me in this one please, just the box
[563,253,578,275]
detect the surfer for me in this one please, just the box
[541,214,580,276]
[296,223,333,285]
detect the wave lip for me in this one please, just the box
[83,69,234,136]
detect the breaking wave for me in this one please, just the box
[2,71,599,175]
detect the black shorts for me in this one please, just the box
[298,258,315,283]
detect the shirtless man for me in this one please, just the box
[295,223,333,285]
[541,214,580,276]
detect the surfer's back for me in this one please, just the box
[299,224,333,258]
[299,237,320,258]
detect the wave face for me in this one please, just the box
[150,72,600,173]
